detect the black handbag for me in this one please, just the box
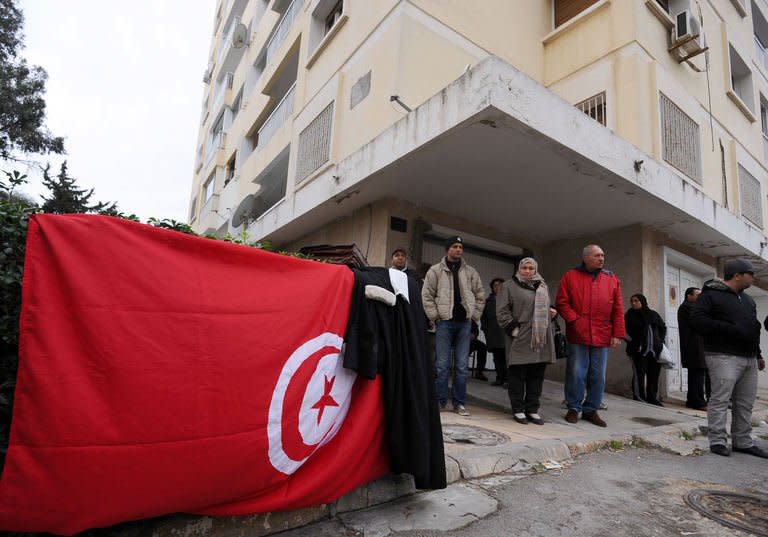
[553,319,569,359]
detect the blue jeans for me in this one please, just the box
[565,344,608,413]
[435,319,471,408]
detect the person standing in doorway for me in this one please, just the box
[690,259,767,458]
[390,247,417,278]
[624,294,666,406]
[678,287,709,411]
[556,244,625,427]
[482,278,507,386]
[422,236,485,417]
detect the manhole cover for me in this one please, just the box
[442,424,509,446]
[685,488,768,536]
[631,417,675,427]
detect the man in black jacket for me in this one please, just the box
[690,259,767,458]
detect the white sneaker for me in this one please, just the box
[454,405,470,417]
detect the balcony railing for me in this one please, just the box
[205,131,224,165]
[756,36,768,73]
[265,0,302,66]
[213,72,233,112]
[200,193,220,219]
[219,17,240,64]
[257,83,296,148]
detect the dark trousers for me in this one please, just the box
[491,348,507,382]
[507,362,547,414]
[629,354,661,404]
[470,339,487,373]
[686,367,709,408]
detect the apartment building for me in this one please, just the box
[189,0,768,396]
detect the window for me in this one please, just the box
[225,152,237,185]
[738,165,763,227]
[203,173,216,203]
[655,0,669,11]
[753,0,768,72]
[296,101,334,182]
[728,44,755,115]
[575,92,606,126]
[189,196,198,222]
[324,1,343,35]
[660,93,701,183]
[554,0,600,28]
[308,0,347,59]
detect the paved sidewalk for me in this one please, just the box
[439,377,768,482]
[117,378,768,537]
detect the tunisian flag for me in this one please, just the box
[0,215,389,535]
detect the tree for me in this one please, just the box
[40,161,116,214]
[0,0,64,160]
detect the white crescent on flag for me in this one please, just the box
[267,332,356,475]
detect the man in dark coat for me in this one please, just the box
[690,259,767,458]
[481,278,507,386]
[678,287,708,410]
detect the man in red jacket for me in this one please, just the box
[556,245,625,427]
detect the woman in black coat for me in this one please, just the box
[624,294,666,406]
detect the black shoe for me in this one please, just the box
[512,413,528,424]
[710,444,730,457]
[526,413,545,425]
[581,411,607,427]
[733,445,768,458]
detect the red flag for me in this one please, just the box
[0,215,389,534]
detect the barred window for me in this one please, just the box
[660,93,701,183]
[296,101,334,182]
[575,92,606,126]
[738,164,763,227]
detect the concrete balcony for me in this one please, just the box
[198,193,221,233]
[257,83,296,150]
[212,72,234,113]
[218,16,247,74]
[265,0,302,67]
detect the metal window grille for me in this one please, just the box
[296,101,334,182]
[738,164,763,227]
[660,93,702,183]
[575,92,606,126]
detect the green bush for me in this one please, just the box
[0,171,36,467]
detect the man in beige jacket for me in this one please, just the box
[422,236,485,416]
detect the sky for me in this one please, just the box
[9,1,216,222]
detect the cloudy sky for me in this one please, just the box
[12,1,215,222]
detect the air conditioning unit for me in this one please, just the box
[672,10,705,57]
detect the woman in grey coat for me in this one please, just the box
[496,257,556,425]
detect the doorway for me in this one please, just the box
[661,248,715,394]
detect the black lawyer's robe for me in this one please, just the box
[344,267,446,490]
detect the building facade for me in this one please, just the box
[189,0,768,396]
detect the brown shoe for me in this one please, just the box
[564,409,579,423]
[582,411,607,427]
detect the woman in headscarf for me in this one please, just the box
[624,293,666,406]
[496,258,556,425]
